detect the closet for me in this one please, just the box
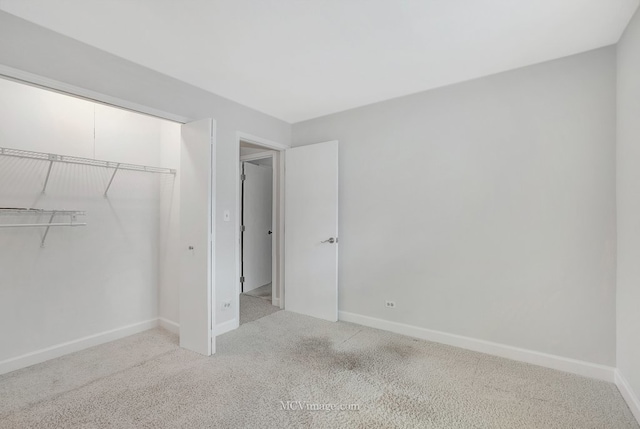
[0,77,181,366]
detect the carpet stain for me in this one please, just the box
[294,337,364,372]
[381,341,420,359]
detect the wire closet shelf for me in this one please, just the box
[0,146,177,196]
[0,209,87,247]
[0,146,177,246]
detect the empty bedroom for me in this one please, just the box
[1,1,640,428]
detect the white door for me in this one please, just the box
[285,141,339,322]
[242,162,273,292]
[180,118,214,356]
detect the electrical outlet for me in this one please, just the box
[385,301,396,308]
[222,300,232,310]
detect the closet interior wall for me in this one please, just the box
[0,78,180,363]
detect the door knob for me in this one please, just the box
[321,237,336,244]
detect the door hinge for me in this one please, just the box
[240,276,245,283]
[241,225,246,232]
[240,174,246,181]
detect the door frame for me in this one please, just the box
[235,132,288,329]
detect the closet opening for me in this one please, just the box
[0,75,197,370]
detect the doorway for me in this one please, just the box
[238,141,281,325]
[234,137,340,329]
[241,157,273,298]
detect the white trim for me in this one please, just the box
[0,319,158,375]
[338,311,615,382]
[0,64,191,124]
[214,319,239,337]
[277,151,285,309]
[209,120,217,354]
[238,132,290,151]
[269,153,279,308]
[240,150,276,162]
[616,370,640,424]
[235,142,242,326]
[158,317,180,335]
[272,297,281,307]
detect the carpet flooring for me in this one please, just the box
[239,293,280,325]
[0,311,637,428]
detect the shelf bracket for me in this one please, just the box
[104,163,121,197]
[40,211,57,248]
[41,155,58,194]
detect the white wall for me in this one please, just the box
[293,47,617,366]
[0,11,292,329]
[0,78,179,361]
[617,6,640,413]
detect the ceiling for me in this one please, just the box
[1,0,638,123]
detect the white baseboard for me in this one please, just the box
[158,317,180,335]
[272,297,280,307]
[0,318,158,376]
[615,370,640,424]
[159,317,238,337]
[339,311,615,382]
[214,319,238,337]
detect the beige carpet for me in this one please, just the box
[240,293,280,325]
[0,311,638,428]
